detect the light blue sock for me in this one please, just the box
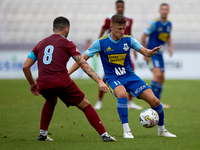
[151,81,163,100]
[151,104,164,126]
[117,98,128,124]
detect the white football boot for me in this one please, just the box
[123,131,134,138]
[128,101,143,110]
[94,101,102,110]
[158,129,177,137]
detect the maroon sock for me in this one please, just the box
[98,75,106,101]
[40,101,55,130]
[83,104,106,135]
[129,94,133,101]
[98,90,104,101]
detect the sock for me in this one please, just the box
[151,104,164,126]
[158,125,165,132]
[123,123,131,133]
[40,100,56,131]
[98,76,106,101]
[128,94,133,101]
[40,130,47,136]
[151,81,163,100]
[101,132,108,137]
[83,104,106,135]
[117,98,128,124]
[98,91,104,101]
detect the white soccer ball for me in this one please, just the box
[139,108,159,128]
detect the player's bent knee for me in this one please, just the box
[115,91,127,98]
[150,98,160,107]
[76,96,90,110]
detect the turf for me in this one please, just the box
[0,79,199,150]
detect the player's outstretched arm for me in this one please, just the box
[68,54,90,75]
[138,46,161,57]
[22,57,39,96]
[70,54,110,93]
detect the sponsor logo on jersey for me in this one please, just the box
[158,33,169,42]
[108,53,127,66]
[104,46,114,52]
[123,43,129,51]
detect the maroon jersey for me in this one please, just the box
[102,14,133,35]
[32,34,81,90]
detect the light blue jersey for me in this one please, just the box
[144,18,172,72]
[144,18,172,51]
[86,34,142,77]
[86,34,149,98]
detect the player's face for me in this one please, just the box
[159,5,169,19]
[116,3,124,14]
[110,23,126,41]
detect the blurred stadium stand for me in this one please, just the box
[0,0,200,50]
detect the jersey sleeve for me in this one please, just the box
[102,18,110,30]
[169,22,172,36]
[85,40,101,58]
[130,37,143,51]
[67,41,81,57]
[28,51,37,61]
[144,20,156,35]
[29,44,39,61]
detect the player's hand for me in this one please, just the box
[151,46,161,55]
[98,80,111,94]
[30,83,39,96]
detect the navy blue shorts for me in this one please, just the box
[147,53,165,72]
[105,73,150,98]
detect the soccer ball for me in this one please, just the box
[139,108,159,128]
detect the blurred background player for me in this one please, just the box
[94,0,142,110]
[141,3,173,108]
[22,16,116,142]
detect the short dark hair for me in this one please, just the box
[111,14,126,25]
[160,3,169,8]
[53,16,70,31]
[115,0,124,5]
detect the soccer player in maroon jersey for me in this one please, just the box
[94,0,142,110]
[22,16,116,142]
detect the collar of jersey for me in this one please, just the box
[159,17,168,26]
[108,34,121,44]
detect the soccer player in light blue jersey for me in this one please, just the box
[142,3,173,108]
[95,0,142,110]
[69,14,176,138]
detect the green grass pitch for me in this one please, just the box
[0,79,199,150]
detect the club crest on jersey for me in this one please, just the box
[76,47,80,52]
[167,26,171,32]
[123,43,129,51]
